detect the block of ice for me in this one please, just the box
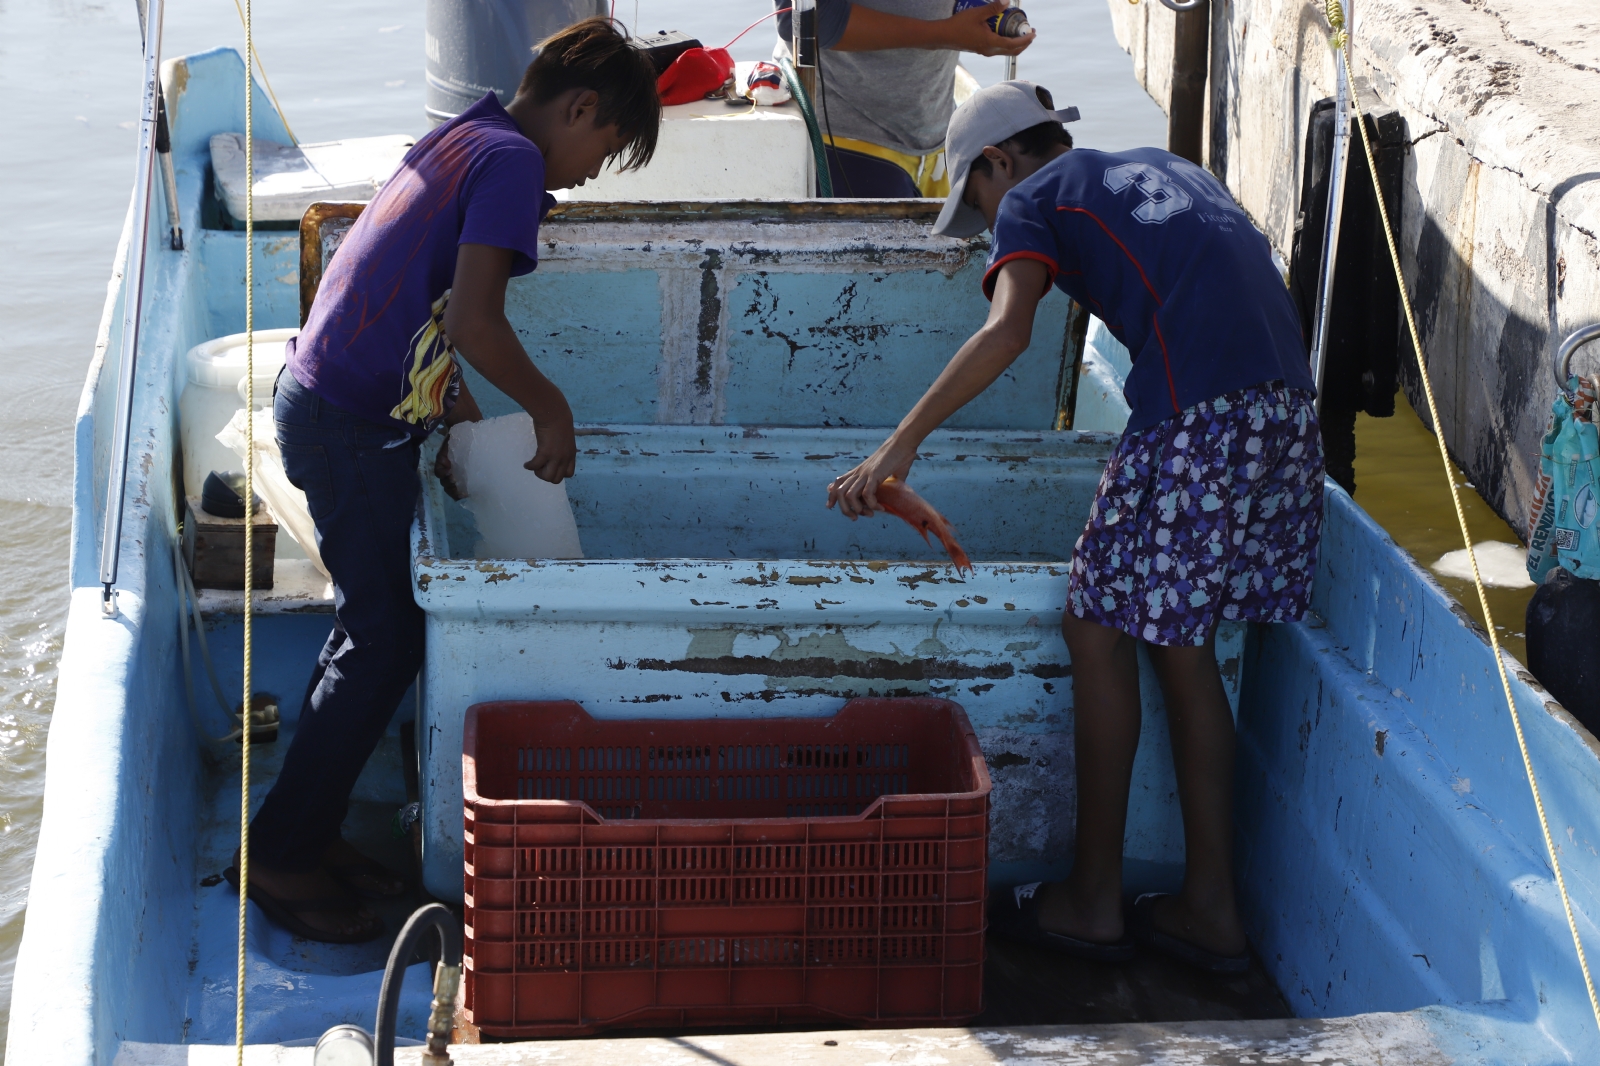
[451,413,584,560]
[1432,541,1533,589]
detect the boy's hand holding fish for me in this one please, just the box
[826,440,913,519]
[826,255,1048,517]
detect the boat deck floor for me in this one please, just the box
[978,936,1290,1026]
[187,715,1288,1052]
[121,1015,1446,1065]
[450,938,1291,1044]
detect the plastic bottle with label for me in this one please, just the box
[1549,400,1600,577]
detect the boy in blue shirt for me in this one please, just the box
[227,19,660,942]
[829,81,1323,973]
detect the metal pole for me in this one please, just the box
[100,0,165,611]
[792,0,817,75]
[1005,0,1018,80]
[1308,0,1352,410]
[792,0,825,193]
[156,88,184,251]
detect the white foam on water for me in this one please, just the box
[451,413,584,560]
[1431,541,1533,589]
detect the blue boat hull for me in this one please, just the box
[12,46,1600,1066]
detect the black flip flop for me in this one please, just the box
[988,882,1137,962]
[1129,893,1250,975]
[322,848,407,901]
[224,866,384,944]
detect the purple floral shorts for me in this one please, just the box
[1067,383,1325,647]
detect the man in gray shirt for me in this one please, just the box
[775,0,1032,197]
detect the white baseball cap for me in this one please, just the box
[933,80,1081,238]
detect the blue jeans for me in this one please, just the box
[249,369,424,872]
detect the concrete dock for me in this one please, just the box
[1107,0,1600,538]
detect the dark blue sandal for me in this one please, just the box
[988,882,1137,962]
[1130,893,1250,975]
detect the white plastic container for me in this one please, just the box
[179,329,306,561]
[179,329,296,498]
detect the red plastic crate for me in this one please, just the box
[461,697,992,1037]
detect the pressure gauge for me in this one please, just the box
[314,1024,375,1066]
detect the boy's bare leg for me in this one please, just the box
[1036,612,1143,943]
[1146,637,1248,957]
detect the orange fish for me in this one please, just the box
[875,478,974,574]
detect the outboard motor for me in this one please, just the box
[1526,566,1600,737]
[425,0,607,125]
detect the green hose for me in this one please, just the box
[778,57,834,198]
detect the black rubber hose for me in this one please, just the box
[374,903,463,1066]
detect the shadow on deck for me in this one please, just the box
[455,936,1291,1045]
[977,937,1291,1026]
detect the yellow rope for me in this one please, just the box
[1327,0,1600,1033]
[228,0,297,144]
[237,0,255,1054]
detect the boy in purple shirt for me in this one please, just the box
[829,82,1323,973]
[227,19,660,942]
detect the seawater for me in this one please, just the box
[0,0,1162,1049]
[1354,391,1535,664]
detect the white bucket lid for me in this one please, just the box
[185,328,299,389]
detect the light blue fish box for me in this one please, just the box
[406,204,1233,901]
[413,426,1245,901]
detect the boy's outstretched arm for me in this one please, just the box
[828,258,1049,517]
[443,243,577,484]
